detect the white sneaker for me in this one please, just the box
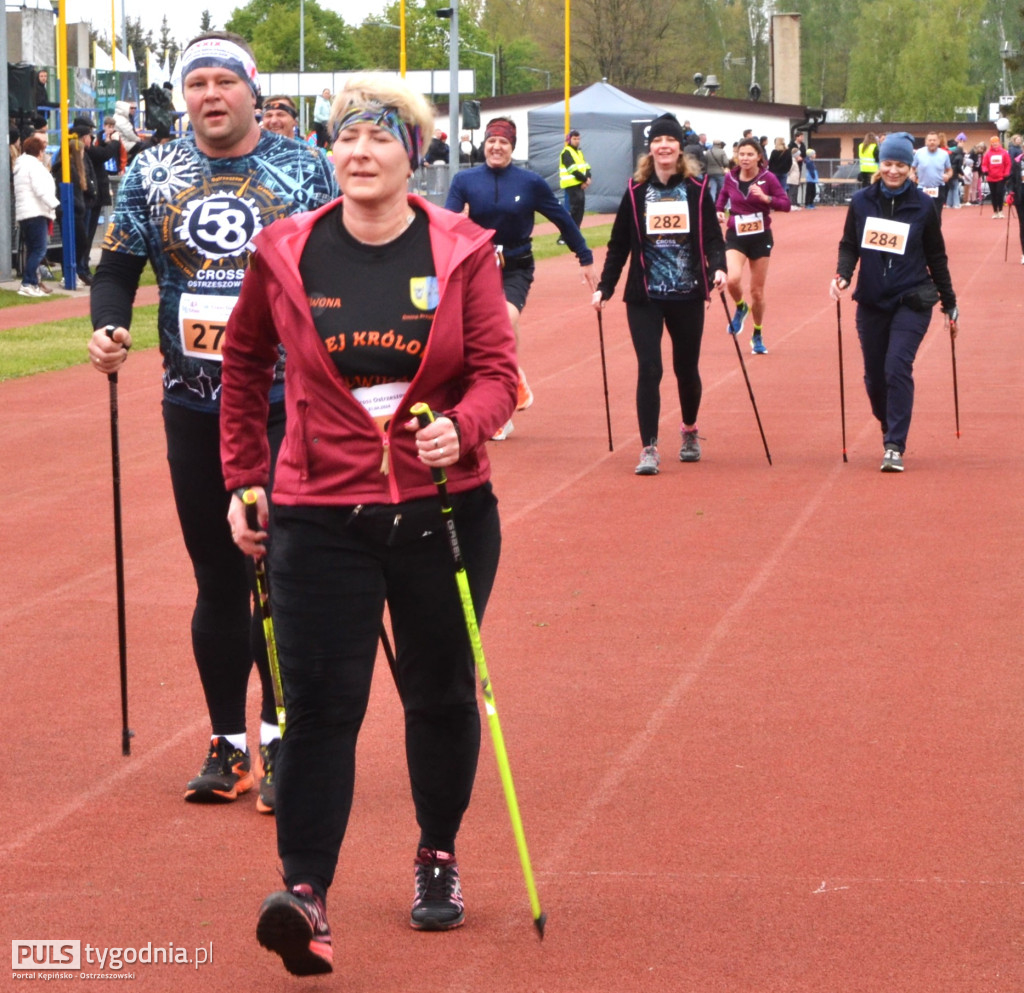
[18,283,44,297]
[491,419,514,441]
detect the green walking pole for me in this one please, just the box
[410,402,546,939]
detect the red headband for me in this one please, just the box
[484,119,516,149]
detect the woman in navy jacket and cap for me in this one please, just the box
[829,131,958,473]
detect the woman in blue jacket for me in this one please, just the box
[592,114,725,475]
[829,132,958,473]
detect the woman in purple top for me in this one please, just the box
[715,137,791,354]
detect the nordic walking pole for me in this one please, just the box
[946,313,961,438]
[596,310,613,451]
[836,298,848,463]
[243,490,286,734]
[719,292,772,465]
[410,402,546,939]
[103,327,133,756]
[1004,200,1013,262]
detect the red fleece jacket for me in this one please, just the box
[220,195,517,506]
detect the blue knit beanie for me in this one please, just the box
[878,131,914,166]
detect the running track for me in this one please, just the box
[2,205,1021,991]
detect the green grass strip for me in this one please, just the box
[0,305,159,382]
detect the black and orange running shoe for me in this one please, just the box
[257,884,333,975]
[255,739,280,815]
[410,847,465,931]
[184,737,254,803]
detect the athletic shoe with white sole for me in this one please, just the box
[751,333,768,355]
[679,428,701,462]
[256,738,280,814]
[728,301,749,335]
[516,368,534,410]
[491,419,514,441]
[257,883,333,975]
[17,283,44,297]
[635,444,660,475]
[880,448,904,472]
[411,848,465,931]
[184,736,253,803]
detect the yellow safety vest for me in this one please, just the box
[559,145,590,188]
[859,142,879,174]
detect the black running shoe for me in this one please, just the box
[184,737,253,803]
[411,847,465,931]
[257,884,333,975]
[256,739,280,815]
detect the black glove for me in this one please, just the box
[943,305,959,324]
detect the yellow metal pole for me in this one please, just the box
[57,0,69,185]
[111,0,117,69]
[400,0,407,77]
[564,0,571,134]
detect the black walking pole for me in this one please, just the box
[836,299,848,463]
[1005,201,1014,262]
[243,491,286,734]
[596,310,613,451]
[103,327,133,755]
[947,313,961,438]
[719,292,772,465]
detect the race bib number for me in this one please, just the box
[351,381,411,431]
[922,186,940,198]
[179,293,238,361]
[861,216,909,255]
[990,154,1003,166]
[735,212,765,236]
[646,200,690,235]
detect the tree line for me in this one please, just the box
[94,0,1024,129]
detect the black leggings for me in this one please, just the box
[626,298,706,445]
[269,485,501,894]
[163,399,284,735]
[990,178,1007,213]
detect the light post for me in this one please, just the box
[436,5,460,173]
[692,72,720,96]
[465,47,496,98]
[999,40,1018,108]
[520,66,551,89]
[996,115,1010,146]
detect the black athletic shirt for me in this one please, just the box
[299,206,437,391]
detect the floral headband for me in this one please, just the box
[331,104,421,169]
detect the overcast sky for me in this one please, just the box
[53,0,388,44]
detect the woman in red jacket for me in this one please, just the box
[220,73,517,976]
[981,135,1011,218]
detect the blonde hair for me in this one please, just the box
[329,73,435,149]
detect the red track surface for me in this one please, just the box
[2,205,1022,991]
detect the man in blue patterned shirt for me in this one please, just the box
[88,31,337,813]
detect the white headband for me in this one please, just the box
[181,38,260,97]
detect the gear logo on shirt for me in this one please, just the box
[177,192,263,262]
[409,276,439,312]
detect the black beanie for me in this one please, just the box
[648,113,685,144]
